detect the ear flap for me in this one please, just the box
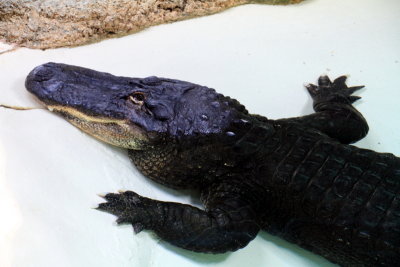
[145,100,173,121]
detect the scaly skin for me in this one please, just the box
[26,63,400,266]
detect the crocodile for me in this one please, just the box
[25,62,400,266]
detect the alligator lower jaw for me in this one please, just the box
[47,105,150,150]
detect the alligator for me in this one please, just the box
[25,62,400,267]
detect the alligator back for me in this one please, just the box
[257,123,400,266]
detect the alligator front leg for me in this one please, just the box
[97,181,261,253]
[277,75,369,144]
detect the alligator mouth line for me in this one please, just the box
[47,105,124,124]
[47,105,149,149]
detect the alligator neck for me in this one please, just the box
[128,114,276,190]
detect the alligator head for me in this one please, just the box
[26,63,248,150]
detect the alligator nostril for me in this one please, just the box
[30,65,54,82]
[26,63,59,95]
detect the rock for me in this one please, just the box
[0,0,304,49]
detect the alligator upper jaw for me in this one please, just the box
[26,62,125,106]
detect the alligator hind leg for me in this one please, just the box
[277,75,369,144]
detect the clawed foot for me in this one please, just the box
[306,75,364,105]
[96,190,154,233]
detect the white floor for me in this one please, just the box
[0,0,399,266]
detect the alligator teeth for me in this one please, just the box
[48,106,54,111]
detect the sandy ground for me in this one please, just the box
[0,0,302,49]
[0,0,399,266]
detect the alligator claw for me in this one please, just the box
[348,95,362,103]
[333,75,347,86]
[306,75,364,105]
[132,223,145,233]
[104,192,124,202]
[97,193,107,199]
[318,75,332,87]
[96,191,153,232]
[305,84,319,97]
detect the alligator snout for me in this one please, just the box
[27,63,56,83]
[25,62,65,102]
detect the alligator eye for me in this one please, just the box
[129,92,145,105]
